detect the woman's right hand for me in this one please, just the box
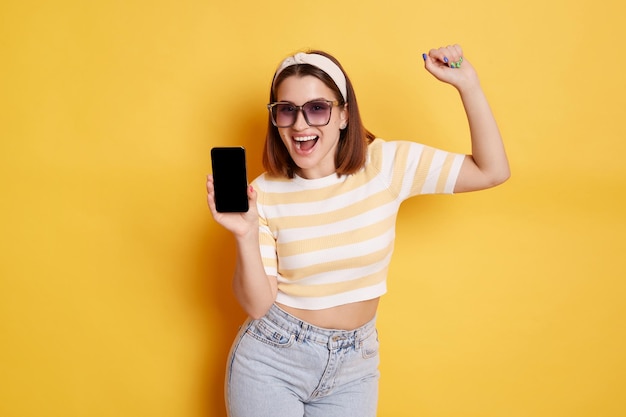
[206,175,259,238]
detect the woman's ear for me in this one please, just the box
[340,102,348,129]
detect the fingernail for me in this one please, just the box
[443,56,449,63]
[422,53,427,61]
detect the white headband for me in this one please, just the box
[273,52,348,101]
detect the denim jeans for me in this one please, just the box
[225,304,380,417]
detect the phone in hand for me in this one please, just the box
[210,146,249,213]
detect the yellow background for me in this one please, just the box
[1,1,625,416]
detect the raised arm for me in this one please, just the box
[206,176,277,319]
[423,45,510,193]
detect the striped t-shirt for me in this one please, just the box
[251,138,465,310]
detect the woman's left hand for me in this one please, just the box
[422,44,479,92]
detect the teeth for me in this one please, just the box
[294,135,317,142]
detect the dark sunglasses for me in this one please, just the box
[267,99,340,128]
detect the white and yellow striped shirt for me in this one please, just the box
[252,138,465,310]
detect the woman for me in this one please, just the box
[207,44,510,417]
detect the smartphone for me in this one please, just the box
[211,147,249,213]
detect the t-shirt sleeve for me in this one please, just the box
[381,140,465,199]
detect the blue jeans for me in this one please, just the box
[225,304,380,417]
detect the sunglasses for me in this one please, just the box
[267,99,340,128]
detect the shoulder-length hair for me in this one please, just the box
[262,50,376,178]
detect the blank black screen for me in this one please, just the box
[211,147,249,212]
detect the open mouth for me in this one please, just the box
[293,135,318,151]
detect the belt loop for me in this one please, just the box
[296,323,308,343]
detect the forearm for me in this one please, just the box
[459,83,510,185]
[232,231,277,319]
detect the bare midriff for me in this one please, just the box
[276,298,380,330]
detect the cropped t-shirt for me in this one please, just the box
[251,138,465,310]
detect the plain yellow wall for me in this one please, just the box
[1,1,625,416]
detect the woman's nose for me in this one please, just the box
[292,109,309,130]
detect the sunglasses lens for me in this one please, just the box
[272,103,297,127]
[303,101,332,126]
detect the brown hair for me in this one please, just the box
[262,50,376,178]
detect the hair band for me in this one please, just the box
[273,52,347,101]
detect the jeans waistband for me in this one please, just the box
[262,303,377,350]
